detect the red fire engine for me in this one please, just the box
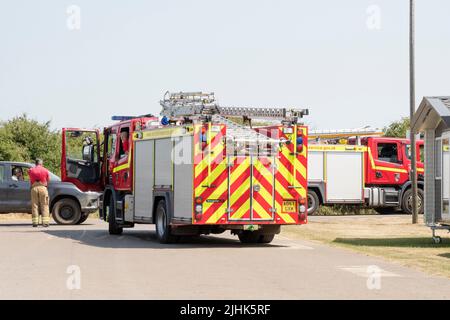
[306,129,424,215]
[61,92,309,243]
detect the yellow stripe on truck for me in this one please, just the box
[367,147,408,174]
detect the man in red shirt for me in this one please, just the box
[28,159,51,227]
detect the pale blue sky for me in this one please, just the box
[0,0,449,131]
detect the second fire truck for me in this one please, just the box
[306,129,424,215]
[60,92,309,243]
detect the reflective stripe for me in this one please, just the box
[368,147,408,174]
[113,161,130,173]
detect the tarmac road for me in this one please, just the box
[1,219,450,300]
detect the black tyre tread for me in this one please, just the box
[258,234,275,243]
[108,197,123,235]
[76,213,89,224]
[401,188,424,215]
[155,200,177,244]
[52,198,82,225]
[307,190,320,216]
[238,231,260,243]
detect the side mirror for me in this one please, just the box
[82,145,94,162]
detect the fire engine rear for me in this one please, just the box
[61,92,309,243]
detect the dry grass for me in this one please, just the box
[0,211,99,220]
[0,213,30,220]
[284,215,450,278]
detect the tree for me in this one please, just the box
[383,117,410,138]
[0,114,61,174]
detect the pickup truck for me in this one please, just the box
[0,161,100,224]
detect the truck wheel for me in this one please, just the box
[108,197,123,235]
[238,231,274,244]
[258,234,275,244]
[52,198,82,225]
[155,200,177,243]
[76,213,89,224]
[238,231,259,243]
[402,188,424,215]
[307,190,320,215]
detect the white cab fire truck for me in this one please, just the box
[61,92,309,243]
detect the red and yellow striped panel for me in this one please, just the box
[252,157,276,220]
[274,125,308,224]
[193,124,228,224]
[228,157,251,221]
[192,123,308,225]
[255,125,308,224]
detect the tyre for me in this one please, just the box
[107,196,123,235]
[307,190,320,215]
[155,200,177,243]
[374,207,398,215]
[401,188,424,215]
[238,231,275,244]
[52,198,82,225]
[258,234,275,244]
[76,213,89,224]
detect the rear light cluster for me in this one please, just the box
[194,197,203,220]
[298,197,307,214]
[298,197,307,221]
[201,126,208,149]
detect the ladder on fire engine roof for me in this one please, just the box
[159,91,308,144]
[309,127,384,140]
[159,91,309,122]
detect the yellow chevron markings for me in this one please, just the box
[195,159,226,197]
[280,146,307,179]
[252,198,272,220]
[256,159,296,223]
[194,137,224,179]
[205,201,228,224]
[229,176,251,208]
[230,199,251,220]
[204,157,250,224]
[276,155,307,198]
[253,161,275,209]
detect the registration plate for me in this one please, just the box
[282,200,297,213]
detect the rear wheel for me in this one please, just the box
[108,197,123,235]
[401,188,424,215]
[307,190,320,215]
[238,231,275,244]
[52,198,82,225]
[258,234,275,244]
[155,200,177,243]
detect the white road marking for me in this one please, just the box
[276,235,314,250]
[278,243,314,250]
[338,265,401,278]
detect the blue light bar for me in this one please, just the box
[111,116,134,121]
